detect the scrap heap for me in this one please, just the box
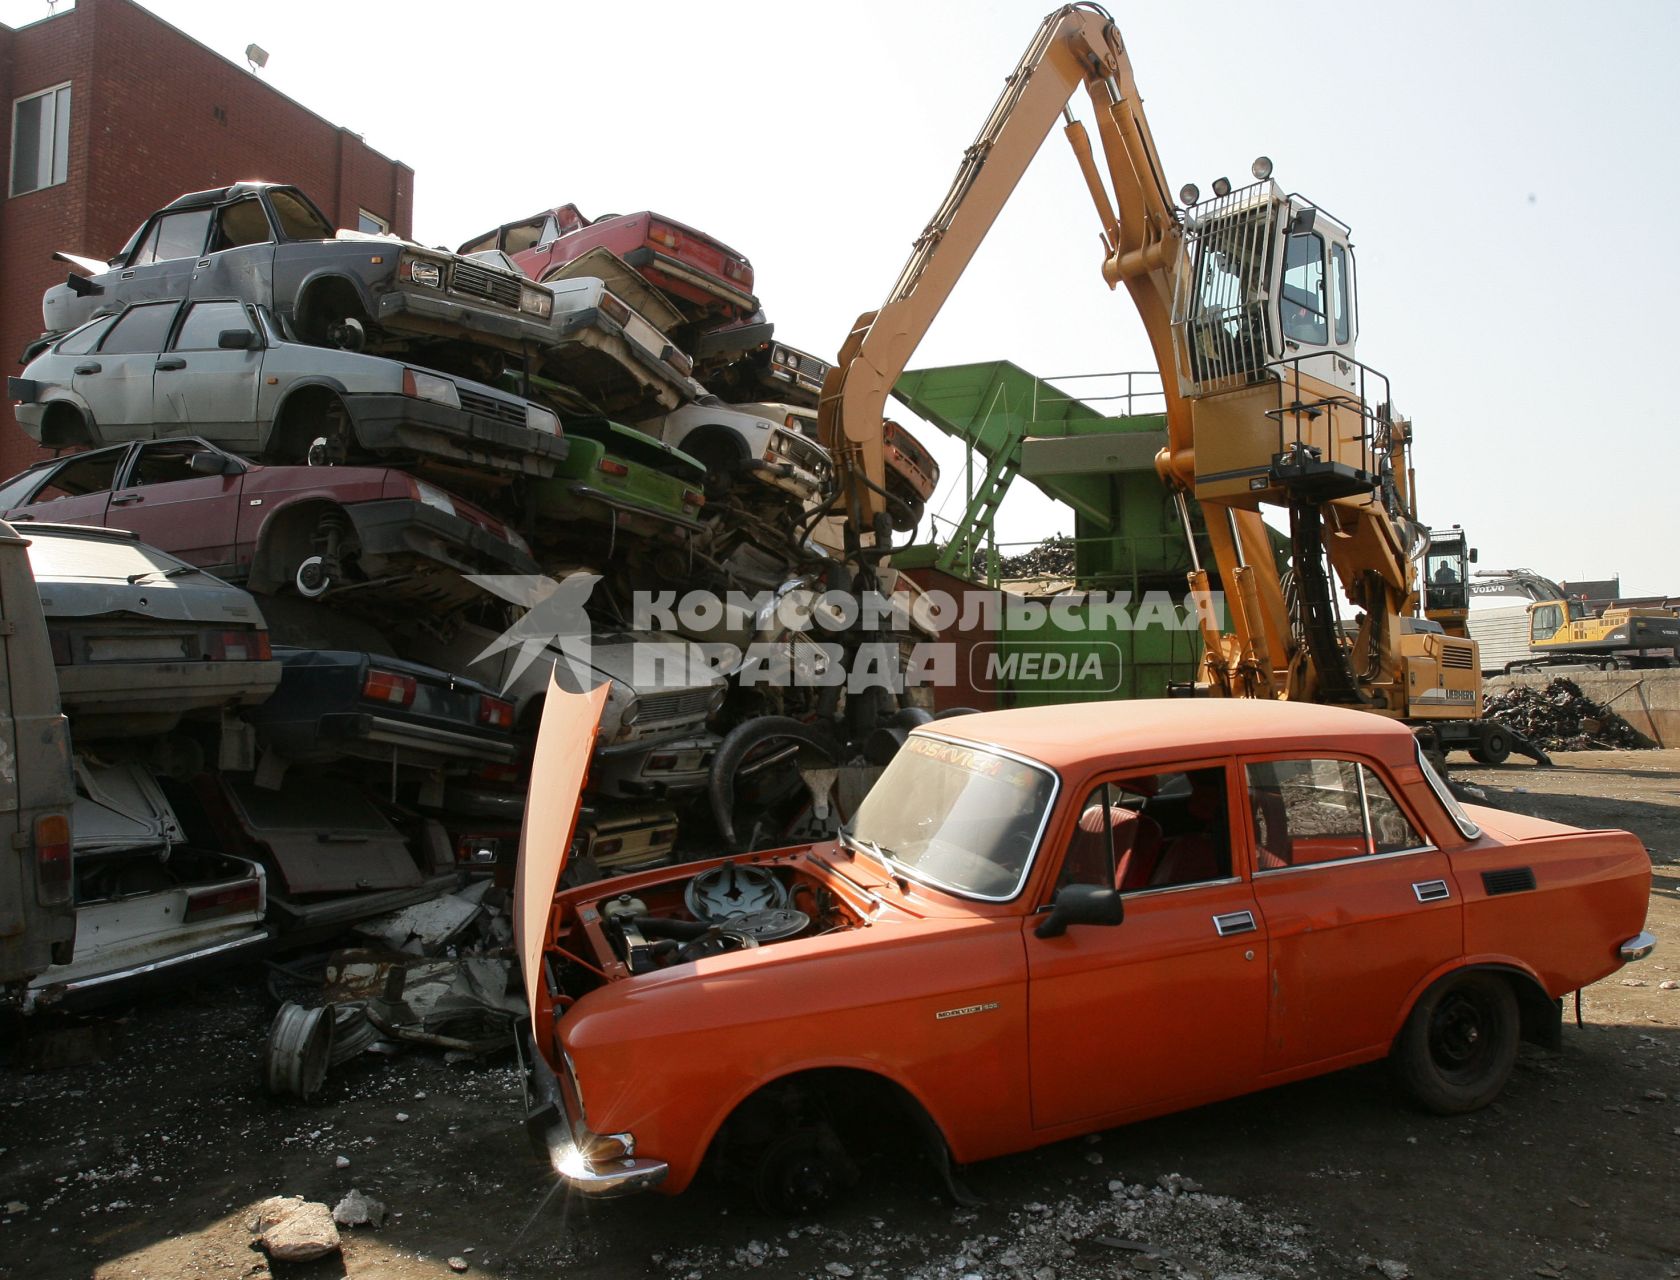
[1483,679,1653,752]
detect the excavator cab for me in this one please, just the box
[1171,174,1360,398]
[1423,527,1476,638]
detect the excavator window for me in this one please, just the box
[1532,603,1564,641]
[1330,243,1352,344]
[1281,231,1328,344]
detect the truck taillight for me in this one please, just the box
[362,669,417,707]
[478,695,515,730]
[184,880,260,923]
[207,629,272,661]
[35,814,71,906]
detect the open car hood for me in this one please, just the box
[515,679,608,1014]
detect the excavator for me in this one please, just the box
[810,2,1516,766]
[1472,567,1680,672]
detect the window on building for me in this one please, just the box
[356,209,390,235]
[11,82,72,197]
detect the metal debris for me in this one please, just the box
[1483,678,1654,751]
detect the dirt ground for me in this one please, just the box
[2,751,1677,1280]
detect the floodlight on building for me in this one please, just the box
[246,43,269,72]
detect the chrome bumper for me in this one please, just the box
[518,1024,668,1198]
[1619,931,1657,963]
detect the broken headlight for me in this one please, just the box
[402,368,461,409]
[520,284,554,319]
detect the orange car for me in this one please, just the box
[516,691,1655,1210]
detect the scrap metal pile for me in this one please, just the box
[1483,678,1653,752]
[996,533,1078,581]
[5,183,939,1008]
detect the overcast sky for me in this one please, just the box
[8,0,1674,596]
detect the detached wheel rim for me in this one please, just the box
[1429,988,1498,1082]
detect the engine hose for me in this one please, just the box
[629,915,711,941]
[708,716,839,852]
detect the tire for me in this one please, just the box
[1468,725,1511,766]
[1392,971,1519,1114]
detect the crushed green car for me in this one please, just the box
[528,415,708,545]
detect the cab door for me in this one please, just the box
[1023,760,1267,1130]
[1245,755,1464,1075]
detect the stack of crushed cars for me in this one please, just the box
[6,183,940,1008]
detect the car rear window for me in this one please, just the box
[56,315,116,356]
[101,302,179,355]
[23,530,195,583]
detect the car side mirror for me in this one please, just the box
[188,451,232,476]
[218,328,260,350]
[1034,883,1124,939]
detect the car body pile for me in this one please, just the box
[1,182,940,1010]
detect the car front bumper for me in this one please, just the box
[348,498,539,578]
[342,393,566,479]
[375,289,558,356]
[519,1025,668,1197]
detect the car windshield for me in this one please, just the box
[844,733,1057,901]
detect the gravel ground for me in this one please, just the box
[2,751,1677,1280]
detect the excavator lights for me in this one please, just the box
[1211,176,1233,198]
[1251,155,1273,181]
[1178,183,1200,206]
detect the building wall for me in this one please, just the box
[0,0,412,480]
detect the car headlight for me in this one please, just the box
[504,526,531,556]
[526,405,560,436]
[706,683,727,713]
[401,255,444,288]
[402,368,461,409]
[620,697,641,726]
[521,285,553,319]
[409,478,457,517]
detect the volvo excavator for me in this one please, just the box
[810,2,1514,765]
[1472,567,1680,672]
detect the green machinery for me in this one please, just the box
[889,361,1277,704]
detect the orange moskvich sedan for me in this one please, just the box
[516,689,1655,1210]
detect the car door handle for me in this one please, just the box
[110,493,143,506]
[73,362,102,375]
[1412,879,1451,903]
[1213,910,1257,937]
[154,357,186,371]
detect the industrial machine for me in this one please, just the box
[1422,526,1477,639]
[1473,568,1680,672]
[814,3,1508,763]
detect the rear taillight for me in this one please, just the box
[599,292,632,325]
[474,763,522,785]
[682,489,705,508]
[723,259,751,284]
[35,814,71,906]
[660,344,693,376]
[362,669,417,707]
[652,826,678,845]
[478,695,515,730]
[184,880,260,924]
[207,630,272,661]
[598,458,629,478]
[593,837,624,858]
[648,222,680,250]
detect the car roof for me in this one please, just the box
[160,181,287,212]
[926,698,1418,773]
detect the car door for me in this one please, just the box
[151,301,265,445]
[104,440,244,573]
[1245,754,1465,1076]
[74,302,181,441]
[112,207,212,312]
[1,445,132,528]
[1023,759,1267,1130]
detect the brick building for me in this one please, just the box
[0,0,413,478]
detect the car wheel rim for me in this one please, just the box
[1429,989,1496,1081]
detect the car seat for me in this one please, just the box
[1251,787,1292,870]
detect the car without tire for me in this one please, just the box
[516,693,1654,1208]
[0,438,538,613]
[10,303,564,481]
